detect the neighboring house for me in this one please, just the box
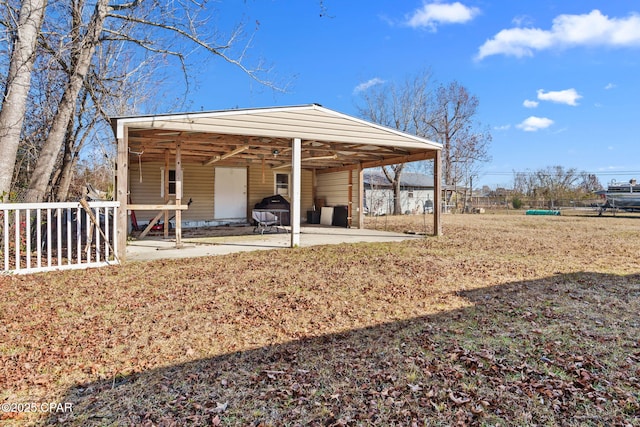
[110,104,443,257]
[363,170,435,215]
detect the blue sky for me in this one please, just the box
[178,1,640,189]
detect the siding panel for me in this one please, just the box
[130,162,313,224]
[130,161,214,223]
[315,169,362,227]
[247,165,314,222]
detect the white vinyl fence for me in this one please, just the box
[0,201,119,274]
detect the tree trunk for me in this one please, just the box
[0,0,48,198]
[382,164,405,215]
[392,177,402,215]
[24,0,109,202]
[54,108,87,201]
[54,137,77,201]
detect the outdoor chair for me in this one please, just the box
[252,210,280,234]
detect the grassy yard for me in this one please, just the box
[1,213,639,426]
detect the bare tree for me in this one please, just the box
[358,75,491,214]
[357,70,431,214]
[578,173,603,193]
[0,0,47,199]
[51,37,162,201]
[425,81,491,188]
[1,0,281,202]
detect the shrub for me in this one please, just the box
[512,196,523,209]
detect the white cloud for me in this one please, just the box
[353,78,385,94]
[512,15,534,27]
[537,88,582,106]
[406,1,480,30]
[523,99,539,108]
[476,10,640,60]
[516,116,554,132]
[604,83,616,90]
[494,124,511,131]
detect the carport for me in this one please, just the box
[111,104,442,260]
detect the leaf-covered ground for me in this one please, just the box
[1,213,639,426]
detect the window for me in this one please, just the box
[161,168,177,197]
[275,173,290,196]
[407,188,414,198]
[168,170,176,195]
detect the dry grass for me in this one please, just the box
[1,213,639,426]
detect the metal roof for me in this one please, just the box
[111,104,441,171]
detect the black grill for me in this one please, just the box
[254,195,290,226]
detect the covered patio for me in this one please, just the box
[111,104,442,260]
[125,224,430,262]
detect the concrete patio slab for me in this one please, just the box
[125,226,426,262]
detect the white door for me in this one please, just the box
[214,167,247,219]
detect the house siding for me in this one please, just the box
[315,170,361,228]
[130,161,314,225]
[247,166,314,222]
[129,161,215,223]
[364,188,434,215]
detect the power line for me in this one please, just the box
[481,170,640,177]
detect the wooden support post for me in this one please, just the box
[164,149,170,239]
[357,163,364,229]
[347,168,353,227]
[245,165,250,220]
[175,143,183,248]
[434,150,442,236]
[115,131,128,261]
[312,168,317,207]
[291,138,301,247]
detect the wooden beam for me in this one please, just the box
[202,145,249,166]
[128,204,190,210]
[138,211,164,239]
[175,143,183,247]
[115,131,129,261]
[272,154,338,170]
[360,151,437,169]
[348,167,353,227]
[164,149,170,239]
[316,151,437,175]
[358,163,364,229]
[434,150,442,236]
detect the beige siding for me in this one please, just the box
[351,169,361,228]
[247,165,314,222]
[129,161,214,222]
[315,169,362,228]
[130,161,313,224]
[316,171,349,206]
[302,170,314,219]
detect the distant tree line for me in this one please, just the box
[509,166,603,208]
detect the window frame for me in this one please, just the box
[274,172,290,197]
[160,168,177,197]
